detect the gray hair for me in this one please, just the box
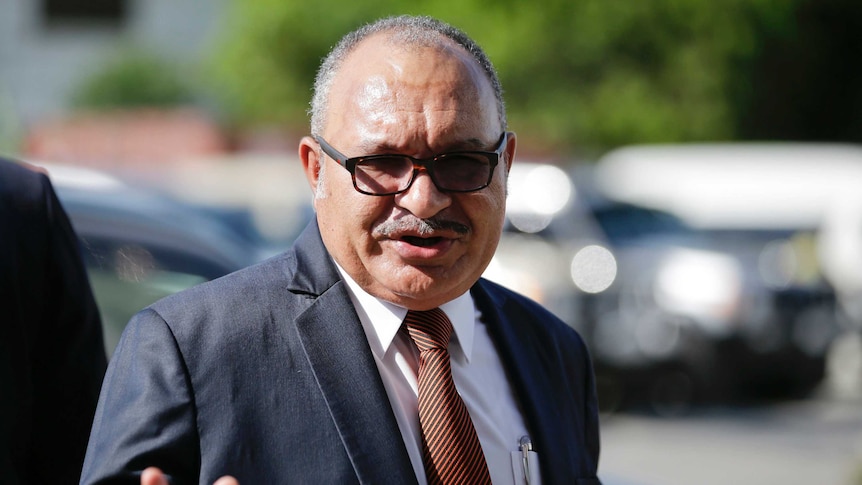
[309,15,507,136]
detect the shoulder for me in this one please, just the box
[475,277,568,325]
[123,223,338,348]
[0,158,77,268]
[118,250,324,374]
[474,277,585,345]
[0,159,72,251]
[147,222,337,325]
[150,252,300,317]
[0,157,42,182]
[142,244,331,338]
[0,158,51,211]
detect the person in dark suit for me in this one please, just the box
[0,158,107,484]
[82,15,601,485]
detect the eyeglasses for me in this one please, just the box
[314,133,507,196]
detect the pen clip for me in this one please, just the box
[519,435,532,485]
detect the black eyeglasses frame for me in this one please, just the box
[314,133,508,196]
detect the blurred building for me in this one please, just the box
[0,0,231,167]
[0,0,227,126]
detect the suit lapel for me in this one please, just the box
[287,223,571,483]
[472,282,569,482]
[289,222,417,484]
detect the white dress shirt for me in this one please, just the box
[336,264,536,485]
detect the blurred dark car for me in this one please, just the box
[43,164,269,354]
[497,163,841,414]
[582,201,839,413]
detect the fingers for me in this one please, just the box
[140,466,238,485]
[140,467,170,485]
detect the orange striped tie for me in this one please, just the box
[405,309,492,485]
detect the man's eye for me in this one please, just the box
[439,157,488,175]
[360,158,410,176]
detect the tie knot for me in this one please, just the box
[405,308,453,352]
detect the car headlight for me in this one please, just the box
[653,248,743,333]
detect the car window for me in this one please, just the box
[80,237,235,355]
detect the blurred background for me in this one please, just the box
[2,0,861,483]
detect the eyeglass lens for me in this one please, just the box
[354,154,493,194]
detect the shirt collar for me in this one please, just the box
[335,263,477,362]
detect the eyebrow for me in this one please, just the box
[354,137,490,156]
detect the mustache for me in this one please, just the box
[374,216,470,237]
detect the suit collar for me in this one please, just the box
[291,220,418,484]
[283,218,342,297]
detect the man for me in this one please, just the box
[82,15,601,485]
[0,158,107,484]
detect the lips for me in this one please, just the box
[388,232,456,260]
[374,217,469,259]
[401,235,444,247]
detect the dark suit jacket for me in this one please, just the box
[0,159,107,484]
[82,220,601,485]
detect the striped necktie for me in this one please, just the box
[404,308,492,485]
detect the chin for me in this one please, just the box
[399,268,481,302]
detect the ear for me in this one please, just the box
[504,131,517,173]
[299,136,322,194]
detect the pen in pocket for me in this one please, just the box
[519,435,532,485]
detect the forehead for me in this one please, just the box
[324,32,499,143]
[342,31,482,80]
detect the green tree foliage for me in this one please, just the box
[210,0,401,130]
[72,48,196,110]
[211,0,799,154]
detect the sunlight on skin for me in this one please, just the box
[299,34,514,312]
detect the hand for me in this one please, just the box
[141,466,239,485]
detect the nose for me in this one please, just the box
[394,170,451,219]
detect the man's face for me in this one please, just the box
[300,34,516,310]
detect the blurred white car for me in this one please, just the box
[591,143,861,409]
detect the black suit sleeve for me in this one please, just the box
[0,159,107,484]
[81,308,200,485]
[33,169,108,481]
